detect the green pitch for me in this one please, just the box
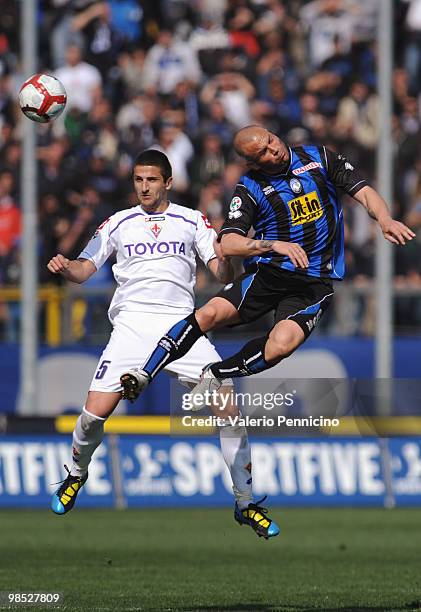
[0,508,420,612]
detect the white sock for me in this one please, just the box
[219,423,253,508]
[70,407,106,477]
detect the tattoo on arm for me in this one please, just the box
[257,240,276,251]
[243,239,276,252]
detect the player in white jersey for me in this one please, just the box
[47,150,280,539]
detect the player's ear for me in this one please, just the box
[165,176,173,191]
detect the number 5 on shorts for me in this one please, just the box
[95,359,111,380]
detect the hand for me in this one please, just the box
[380,217,416,245]
[272,241,309,268]
[213,238,230,262]
[47,254,70,274]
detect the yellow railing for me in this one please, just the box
[0,285,63,346]
[1,283,421,347]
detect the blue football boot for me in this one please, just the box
[51,465,88,515]
[234,496,280,539]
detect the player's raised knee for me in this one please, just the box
[267,327,302,359]
[195,303,220,331]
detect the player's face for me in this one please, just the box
[245,130,290,173]
[133,165,172,210]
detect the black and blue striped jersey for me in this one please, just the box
[218,145,368,280]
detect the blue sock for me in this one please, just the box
[142,312,204,379]
[210,336,271,378]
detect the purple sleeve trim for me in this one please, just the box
[166,212,197,227]
[109,211,145,237]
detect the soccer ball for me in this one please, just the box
[19,73,67,123]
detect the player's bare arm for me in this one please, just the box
[47,255,96,283]
[220,233,309,269]
[207,238,234,284]
[354,185,416,245]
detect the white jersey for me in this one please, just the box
[79,202,216,321]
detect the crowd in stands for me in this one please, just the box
[0,0,421,339]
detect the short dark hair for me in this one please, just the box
[133,150,172,181]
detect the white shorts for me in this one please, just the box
[89,310,221,392]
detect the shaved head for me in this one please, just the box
[233,125,267,158]
[233,125,290,173]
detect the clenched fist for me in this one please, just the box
[47,254,70,274]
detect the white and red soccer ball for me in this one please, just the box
[19,73,67,123]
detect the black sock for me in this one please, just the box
[142,313,204,379]
[210,336,271,378]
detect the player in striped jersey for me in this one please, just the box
[121,126,414,402]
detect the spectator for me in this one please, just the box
[256,29,299,98]
[0,171,20,257]
[0,141,20,185]
[38,139,71,198]
[116,94,158,152]
[143,29,202,95]
[154,120,194,199]
[300,0,355,69]
[108,0,144,45]
[55,44,102,114]
[197,177,226,233]
[403,0,421,94]
[306,70,343,117]
[224,0,260,58]
[191,132,226,195]
[115,49,146,98]
[259,74,301,131]
[47,0,84,70]
[199,99,235,150]
[200,71,255,128]
[188,13,229,75]
[0,72,15,128]
[166,80,200,137]
[70,1,120,79]
[333,80,379,170]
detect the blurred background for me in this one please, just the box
[1,0,421,343]
[0,0,420,509]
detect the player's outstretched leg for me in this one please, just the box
[192,322,306,404]
[120,312,204,402]
[51,465,88,515]
[234,496,280,540]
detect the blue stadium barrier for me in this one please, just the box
[0,338,421,415]
[0,435,420,508]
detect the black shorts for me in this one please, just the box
[216,265,334,337]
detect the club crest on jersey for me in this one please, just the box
[144,216,165,238]
[287,190,323,226]
[289,178,302,194]
[150,223,162,238]
[230,196,242,212]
